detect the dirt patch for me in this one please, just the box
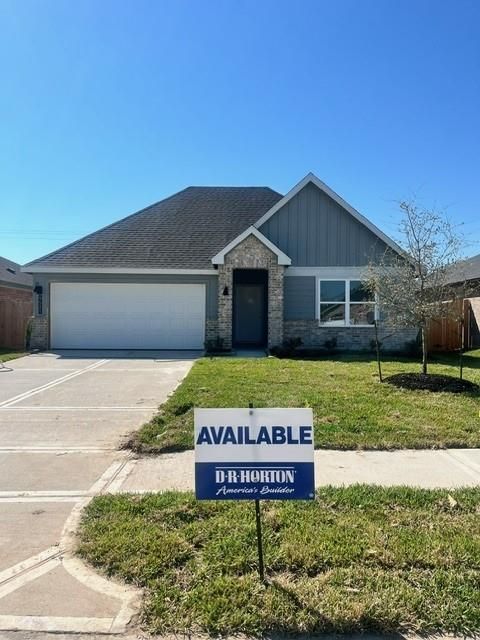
[385,373,479,394]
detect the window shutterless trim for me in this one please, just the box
[317,278,378,327]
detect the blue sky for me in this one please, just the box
[1,0,479,264]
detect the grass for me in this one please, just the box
[130,350,480,452]
[77,486,480,635]
[0,348,26,363]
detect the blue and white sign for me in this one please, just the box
[194,408,315,500]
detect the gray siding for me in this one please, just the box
[284,276,315,320]
[33,273,218,320]
[260,182,389,266]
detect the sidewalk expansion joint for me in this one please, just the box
[442,450,480,482]
[0,548,63,589]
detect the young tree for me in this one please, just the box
[366,199,465,375]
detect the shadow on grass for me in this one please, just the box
[288,349,480,372]
[267,579,330,631]
[267,579,409,637]
[431,350,480,370]
[266,634,408,640]
[286,351,422,365]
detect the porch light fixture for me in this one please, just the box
[223,286,229,296]
[34,285,43,315]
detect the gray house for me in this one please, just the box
[24,173,415,352]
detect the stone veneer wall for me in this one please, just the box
[205,318,219,345]
[217,234,285,349]
[30,316,49,350]
[284,320,418,352]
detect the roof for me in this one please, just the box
[444,253,480,285]
[23,174,408,273]
[24,187,283,271]
[0,256,32,288]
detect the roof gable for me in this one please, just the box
[254,172,405,258]
[211,227,291,265]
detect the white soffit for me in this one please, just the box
[22,267,218,275]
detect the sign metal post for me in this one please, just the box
[254,497,265,582]
[250,402,266,582]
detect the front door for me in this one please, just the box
[233,270,268,347]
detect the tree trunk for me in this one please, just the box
[459,317,464,380]
[421,325,428,374]
[374,320,383,382]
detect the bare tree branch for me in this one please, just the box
[366,198,467,374]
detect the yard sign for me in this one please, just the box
[194,407,315,501]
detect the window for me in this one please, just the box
[319,279,376,327]
[319,280,346,326]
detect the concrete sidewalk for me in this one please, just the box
[114,448,480,494]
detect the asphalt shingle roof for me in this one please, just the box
[0,256,32,288]
[445,253,480,285]
[25,187,283,270]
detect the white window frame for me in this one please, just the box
[317,278,378,327]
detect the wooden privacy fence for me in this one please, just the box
[426,298,473,352]
[0,287,33,350]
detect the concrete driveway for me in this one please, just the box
[0,350,197,635]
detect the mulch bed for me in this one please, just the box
[385,372,479,393]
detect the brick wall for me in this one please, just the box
[217,235,285,349]
[205,318,219,345]
[29,315,48,350]
[284,320,418,352]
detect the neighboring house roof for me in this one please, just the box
[444,253,480,285]
[0,256,33,288]
[24,187,283,271]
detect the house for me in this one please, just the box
[23,173,416,352]
[444,253,480,348]
[0,256,33,349]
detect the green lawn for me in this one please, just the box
[0,349,26,363]
[77,486,480,635]
[131,351,480,452]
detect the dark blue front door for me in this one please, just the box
[233,270,268,347]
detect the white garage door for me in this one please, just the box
[50,282,206,349]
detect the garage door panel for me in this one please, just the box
[50,283,205,349]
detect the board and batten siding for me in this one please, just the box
[284,276,316,320]
[259,182,388,267]
[33,273,218,320]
